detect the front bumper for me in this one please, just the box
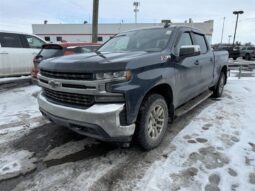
[38,92,135,142]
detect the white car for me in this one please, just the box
[0,31,46,77]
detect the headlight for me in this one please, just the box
[95,70,132,81]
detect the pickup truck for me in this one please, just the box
[37,26,228,150]
[240,46,255,60]
[0,31,46,77]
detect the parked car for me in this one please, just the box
[31,42,101,80]
[37,26,228,150]
[213,44,240,60]
[240,46,255,60]
[0,31,46,77]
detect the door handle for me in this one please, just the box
[194,60,200,65]
[210,57,213,62]
[0,52,8,55]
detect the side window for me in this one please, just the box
[193,33,208,54]
[25,35,44,49]
[176,32,193,54]
[97,36,103,42]
[0,33,23,48]
[56,36,62,41]
[45,36,50,42]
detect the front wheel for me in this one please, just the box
[136,94,169,150]
[213,71,226,98]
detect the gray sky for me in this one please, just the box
[0,0,254,44]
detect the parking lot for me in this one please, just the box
[0,59,254,191]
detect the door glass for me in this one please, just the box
[176,32,193,54]
[0,33,23,48]
[25,35,44,49]
[193,33,208,54]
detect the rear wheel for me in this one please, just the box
[213,71,226,98]
[136,94,169,150]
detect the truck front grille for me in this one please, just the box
[43,88,94,107]
[40,69,93,80]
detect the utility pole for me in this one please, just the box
[220,17,225,44]
[133,2,140,24]
[92,0,99,43]
[232,10,244,45]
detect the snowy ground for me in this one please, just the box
[0,77,255,191]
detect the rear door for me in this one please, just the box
[192,32,214,90]
[174,31,202,106]
[0,32,26,77]
[21,35,45,73]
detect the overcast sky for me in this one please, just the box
[0,0,255,44]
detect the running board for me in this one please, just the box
[175,90,213,118]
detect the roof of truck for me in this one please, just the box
[117,25,204,35]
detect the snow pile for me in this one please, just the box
[135,79,255,191]
[0,76,31,84]
[0,85,42,126]
[0,150,37,181]
[0,85,48,145]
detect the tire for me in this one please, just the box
[213,71,226,98]
[233,57,237,60]
[245,54,251,60]
[136,94,169,150]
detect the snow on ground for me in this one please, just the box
[13,151,128,191]
[135,78,255,191]
[1,77,255,191]
[0,76,31,84]
[0,85,48,145]
[0,150,37,181]
[44,138,99,162]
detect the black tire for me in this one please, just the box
[136,94,169,150]
[245,54,251,60]
[213,71,226,98]
[233,57,237,60]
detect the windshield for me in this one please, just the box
[98,28,172,53]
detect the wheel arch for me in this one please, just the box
[140,83,174,120]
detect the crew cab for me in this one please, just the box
[31,42,100,80]
[37,26,228,150]
[0,31,45,77]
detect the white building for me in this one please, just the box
[32,20,213,44]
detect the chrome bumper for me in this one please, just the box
[38,92,135,139]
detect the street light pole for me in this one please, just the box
[220,17,225,44]
[228,35,232,44]
[232,10,244,45]
[133,2,140,24]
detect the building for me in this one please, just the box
[32,20,213,44]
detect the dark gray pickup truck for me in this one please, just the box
[37,26,228,150]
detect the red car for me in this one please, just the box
[31,42,101,80]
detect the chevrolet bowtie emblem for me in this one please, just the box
[48,80,61,88]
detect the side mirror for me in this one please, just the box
[179,45,200,57]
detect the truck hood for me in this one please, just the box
[39,51,151,73]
